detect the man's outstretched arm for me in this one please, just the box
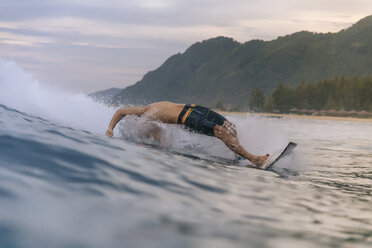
[106,107,144,137]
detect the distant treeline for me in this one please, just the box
[248,76,372,114]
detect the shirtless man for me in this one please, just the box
[106,101,269,167]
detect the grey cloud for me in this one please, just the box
[1,0,372,93]
[0,0,273,27]
[292,0,372,12]
[0,32,185,92]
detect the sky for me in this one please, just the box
[1,0,372,94]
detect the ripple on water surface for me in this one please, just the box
[0,104,372,248]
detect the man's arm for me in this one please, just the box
[106,107,144,137]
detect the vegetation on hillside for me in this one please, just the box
[255,76,372,116]
[111,15,372,110]
[248,88,265,112]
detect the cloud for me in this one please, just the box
[1,0,372,93]
[138,0,174,9]
[0,30,52,47]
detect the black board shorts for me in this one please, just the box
[177,104,227,136]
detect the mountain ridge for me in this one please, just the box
[99,15,372,110]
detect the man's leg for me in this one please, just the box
[222,120,237,137]
[214,124,269,167]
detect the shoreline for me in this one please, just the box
[216,111,372,123]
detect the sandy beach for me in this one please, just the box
[217,111,372,123]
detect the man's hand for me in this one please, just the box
[106,129,113,137]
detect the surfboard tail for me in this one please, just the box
[260,142,297,170]
[259,154,276,169]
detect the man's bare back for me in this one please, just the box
[142,102,185,123]
[106,101,269,167]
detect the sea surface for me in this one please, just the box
[0,59,371,248]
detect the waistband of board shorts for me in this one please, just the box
[177,104,196,124]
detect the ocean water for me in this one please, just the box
[0,59,371,248]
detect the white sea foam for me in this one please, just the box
[0,58,115,133]
[0,58,290,160]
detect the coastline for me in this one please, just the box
[216,111,372,123]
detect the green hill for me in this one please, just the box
[112,15,372,110]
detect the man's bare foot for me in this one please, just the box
[252,154,270,168]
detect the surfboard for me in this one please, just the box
[121,138,296,169]
[259,142,297,170]
[132,140,237,165]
